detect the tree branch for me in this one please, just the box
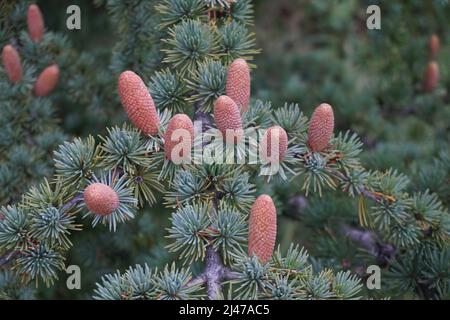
[285,192,396,266]
[0,250,19,267]
[191,101,240,299]
[61,194,84,212]
[342,225,396,266]
[221,268,241,281]
[186,273,206,288]
[204,245,224,300]
[0,193,83,270]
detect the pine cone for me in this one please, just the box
[118,70,160,135]
[248,194,277,264]
[2,45,22,83]
[307,103,334,152]
[213,95,243,142]
[27,4,44,43]
[428,34,440,59]
[34,64,59,97]
[260,126,288,163]
[226,58,251,112]
[164,114,194,162]
[84,183,120,216]
[423,61,439,93]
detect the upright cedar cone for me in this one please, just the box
[34,64,59,96]
[84,183,120,216]
[164,114,194,162]
[118,70,160,135]
[2,45,22,83]
[307,103,334,152]
[260,126,288,163]
[27,4,44,43]
[214,95,243,142]
[226,58,251,112]
[248,195,277,264]
[428,34,440,59]
[423,61,439,93]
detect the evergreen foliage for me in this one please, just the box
[253,0,450,300]
[0,1,65,206]
[0,0,448,300]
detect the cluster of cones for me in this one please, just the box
[117,59,335,163]
[423,34,440,93]
[241,36,444,263]
[83,177,278,264]
[1,4,59,96]
[2,4,443,266]
[115,56,338,263]
[2,3,336,262]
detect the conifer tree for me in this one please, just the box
[0,2,64,206]
[0,0,448,300]
[252,1,450,299]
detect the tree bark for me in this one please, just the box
[205,246,224,299]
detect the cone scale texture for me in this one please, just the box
[118,71,160,135]
[214,95,243,141]
[27,4,44,43]
[84,183,120,216]
[226,58,251,112]
[2,45,22,84]
[423,61,439,93]
[248,195,277,264]
[260,126,288,163]
[34,64,59,97]
[307,103,335,152]
[164,114,194,162]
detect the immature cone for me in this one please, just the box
[260,126,288,163]
[213,95,243,142]
[164,114,194,162]
[226,58,251,112]
[118,70,160,135]
[84,183,120,216]
[307,103,334,152]
[428,34,440,59]
[34,64,59,96]
[2,45,22,83]
[27,4,44,43]
[422,61,439,93]
[248,195,277,264]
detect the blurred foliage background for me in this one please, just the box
[1,0,448,299]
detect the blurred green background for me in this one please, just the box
[1,0,449,299]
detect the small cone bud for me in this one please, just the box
[248,195,277,264]
[27,4,44,43]
[34,64,59,96]
[164,114,194,162]
[2,45,22,83]
[423,61,439,93]
[118,70,160,135]
[226,58,251,112]
[84,183,120,216]
[260,126,288,163]
[214,95,243,142]
[428,34,440,59]
[307,103,334,152]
